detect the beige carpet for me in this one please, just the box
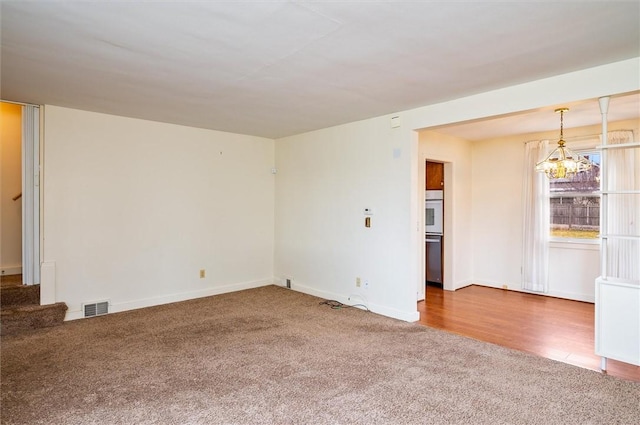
[1,285,638,424]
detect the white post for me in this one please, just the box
[598,96,609,280]
[597,96,610,372]
[21,105,40,285]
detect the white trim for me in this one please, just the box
[290,282,421,322]
[472,280,594,303]
[0,99,39,107]
[543,289,594,303]
[21,105,40,285]
[549,240,599,249]
[40,261,56,305]
[450,279,473,291]
[595,277,640,366]
[63,278,274,321]
[0,266,22,276]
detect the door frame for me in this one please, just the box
[21,104,40,285]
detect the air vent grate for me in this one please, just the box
[83,301,109,318]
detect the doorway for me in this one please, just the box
[1,102,23,283]
[0,101,40,286]
[425,160,444,290]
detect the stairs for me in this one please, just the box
[1,283,68,336]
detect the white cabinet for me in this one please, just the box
[595,279,640,366]
[594,96,640,369]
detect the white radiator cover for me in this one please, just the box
[595,277,640,366]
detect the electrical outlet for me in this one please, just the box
[356,277,361,287]
[286,278,291,289]
[200,269,206,279]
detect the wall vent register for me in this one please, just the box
[83,301,109,318]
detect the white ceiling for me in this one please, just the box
[1,1,639,139]
[430,91,640,141]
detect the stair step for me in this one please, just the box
[1,302,68,336]
[1,284,40,307]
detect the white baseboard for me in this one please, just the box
[65,278,274,321]
[472,279,517,291]
[472,280,594,303]
[288,282,420,323]
[449,279,473,291]
[1,266,22,276]
[543,289,594,303]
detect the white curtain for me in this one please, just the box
[605,130,638,281]
[522,140,550,292]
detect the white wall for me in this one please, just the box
[274,58,638,323]
[418,131,473,293]
[1,102,22,275]
[471,119,640,302]
[42,106,275,319]
[35,58,639,323]
[470,131,529,292]
[274,116,419,321]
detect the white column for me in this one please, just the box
[21,105,40,285]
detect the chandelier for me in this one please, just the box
[535,108,592,179]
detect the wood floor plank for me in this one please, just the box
[417,285,640,382]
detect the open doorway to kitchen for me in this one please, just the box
[417,125,466,302]
[424,161,444,290]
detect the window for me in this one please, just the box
[549,150,600,240]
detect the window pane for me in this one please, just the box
[550,196,600,238]
[549,150,600,239]
[549,152,600,194]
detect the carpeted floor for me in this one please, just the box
[1,285,638,424]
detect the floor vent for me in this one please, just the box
[83,301,109,318]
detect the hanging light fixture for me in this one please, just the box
[536,108,592,179]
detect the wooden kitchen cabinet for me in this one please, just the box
[426,161,444,190]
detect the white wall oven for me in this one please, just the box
[425,190,444,286]
[425,190,443,235]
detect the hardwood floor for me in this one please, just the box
[0,274,22,288]
[417,285,640,382]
